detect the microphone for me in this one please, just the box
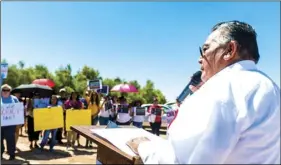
[177,71,202,103]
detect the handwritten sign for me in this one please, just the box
[33,107,64,131]
[117,105,129,113]
[33,98,50,108]
[151,108,162,116]
[1,63,8,79]
[65,109,91,131]
[88,79,102,90]
[97,85,109,95]
[1,102,24,126]
[135,107,146,116]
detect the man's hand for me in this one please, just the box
[126,137,150,155]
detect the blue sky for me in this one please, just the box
[2,2,280,101]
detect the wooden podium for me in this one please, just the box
[71,126,143,164]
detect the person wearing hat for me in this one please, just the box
[1,84,19,160]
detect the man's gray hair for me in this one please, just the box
[211,20,260,63]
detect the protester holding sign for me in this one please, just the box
[40,95,61,151]
[98,96,111,125]
[130,100,145,128]
[109,96,118,122]
[27,94,42,150]
[147,98,163,136]
[64,92,83,150]
[85,91,102,147]
[116,96,131,125]
[1,84,19,160]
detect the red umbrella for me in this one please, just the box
[111,84,138,93]
[32,79,55,88]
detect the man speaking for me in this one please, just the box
[127,21,280,164]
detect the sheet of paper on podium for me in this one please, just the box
[91,128,165,157]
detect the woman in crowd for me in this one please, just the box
[64,91,83,150]
[109,96,118,122]
[85,91,101,147]
[130,100,145,128]
[116,96,132,125]
[27,93,41,149]
[98,96,111,125]
[1,84,18,160]
[148,98,163,136]
[40,95,61,151]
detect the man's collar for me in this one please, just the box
[226,60,257,71]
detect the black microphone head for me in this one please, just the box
[190,70,202,86]
[192,70,202,79]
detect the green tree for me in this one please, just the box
[3,60,167,104]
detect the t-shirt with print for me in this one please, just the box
[148,105,162,123]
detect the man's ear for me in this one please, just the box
[223,41,237,61]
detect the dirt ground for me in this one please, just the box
[2,129,97,164]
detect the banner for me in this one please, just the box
[1,63,8,79]
[33,106,64,131]
[88,79,102,90]
[65,109,91,131]
[1,102,24,126]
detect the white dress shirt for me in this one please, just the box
[138,60,280,164]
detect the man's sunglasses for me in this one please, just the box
[199,46,204,57]
[2,89,10,92]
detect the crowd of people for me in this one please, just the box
[1,84,174,160]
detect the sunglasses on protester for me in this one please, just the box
[2,89,10,92]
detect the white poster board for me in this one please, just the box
[1,63,8,79]
[1,102,24,126]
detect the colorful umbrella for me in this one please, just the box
[110,84,138,93]
[32,79,55,88]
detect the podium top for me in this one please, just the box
[71,125,142,164]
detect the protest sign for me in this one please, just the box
[117,105,129,113]
[135,107,146,116]
[97,85,109,95]
[65,109,91,131]
[88,79,102,90]
[151,108,162,116]
[104,102,112,111]
[1,63,8,79]
[1,102,24,126]
[33,106,64,131]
